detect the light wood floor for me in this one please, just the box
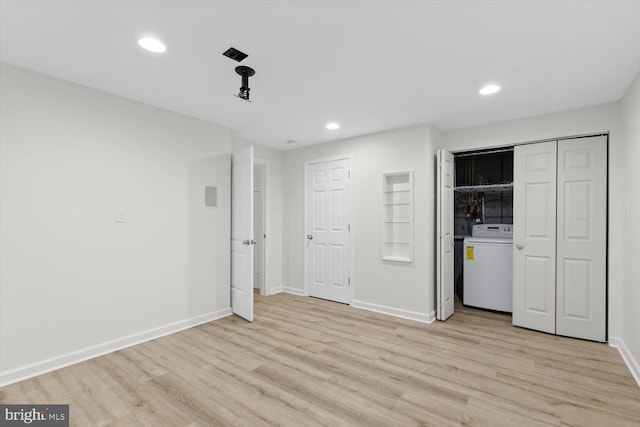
[2,292,639,426]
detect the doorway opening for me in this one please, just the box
[253,161,266,296]
[437,147,514,321]
[453,148,514,310]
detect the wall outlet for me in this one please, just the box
[116,209,127,223]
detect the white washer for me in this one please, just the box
[463,224,513,312]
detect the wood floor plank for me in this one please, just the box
[2,292,639,426]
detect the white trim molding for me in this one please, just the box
[609,337,640,388]
[283,286,305,296]
[0,307,233,387]
[269,286,305,296]
[352,300,435,324]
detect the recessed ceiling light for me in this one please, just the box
[479,84,501,95]
[326,122,340,130]
[138,37,166,53]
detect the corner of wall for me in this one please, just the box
[283,287,305,296]
[617,70,640,388]
[351,300,435,324]
[609,337,640,387]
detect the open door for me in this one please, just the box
[231,146,254,321]
[436,149,454,320]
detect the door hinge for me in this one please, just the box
[348,170,351,179]
[348,277,351,285]
[348,223,351,232]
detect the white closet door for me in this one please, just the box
[436,149,454,320]
[556,136,607,341]
[513,141,557,334]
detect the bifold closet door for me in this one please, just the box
[513,141,558,334]
[556,136,607,342]
[436,149,454,321]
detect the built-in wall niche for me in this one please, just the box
[382,171,413,262]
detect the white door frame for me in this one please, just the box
[304,153,353,303]
[254,158,268,296]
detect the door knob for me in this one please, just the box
[516,244,524,250]
[250,239,257,245]
[307,234,313,240]
[242,239,250,245]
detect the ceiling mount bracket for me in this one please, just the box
[223,47,248,62]
[235,65,255,101]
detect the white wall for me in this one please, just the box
[618,72,640,384]
[0,63,233,385]
[231,137,284,296]
[438,102,620,151]
[283,124,439,322]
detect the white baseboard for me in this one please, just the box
[0,307,233,387]
[609,337,640,388]
[283,286,305,296]
[351,300,435,324]
[264,286,304,296]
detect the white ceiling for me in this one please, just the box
[2,1,640,150]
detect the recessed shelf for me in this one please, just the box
[382,256,412,263]
[382,171,413,262]
[454,183,513,193]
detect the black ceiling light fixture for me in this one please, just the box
[235,65,255,102]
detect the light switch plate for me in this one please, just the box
[116,209,127,223]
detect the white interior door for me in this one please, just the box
[513,141,557,334]
[436,149,454,320]
[556,136,607,341]
[253,163,265,293]
[305,157,351,304]
[231,146,254,321]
